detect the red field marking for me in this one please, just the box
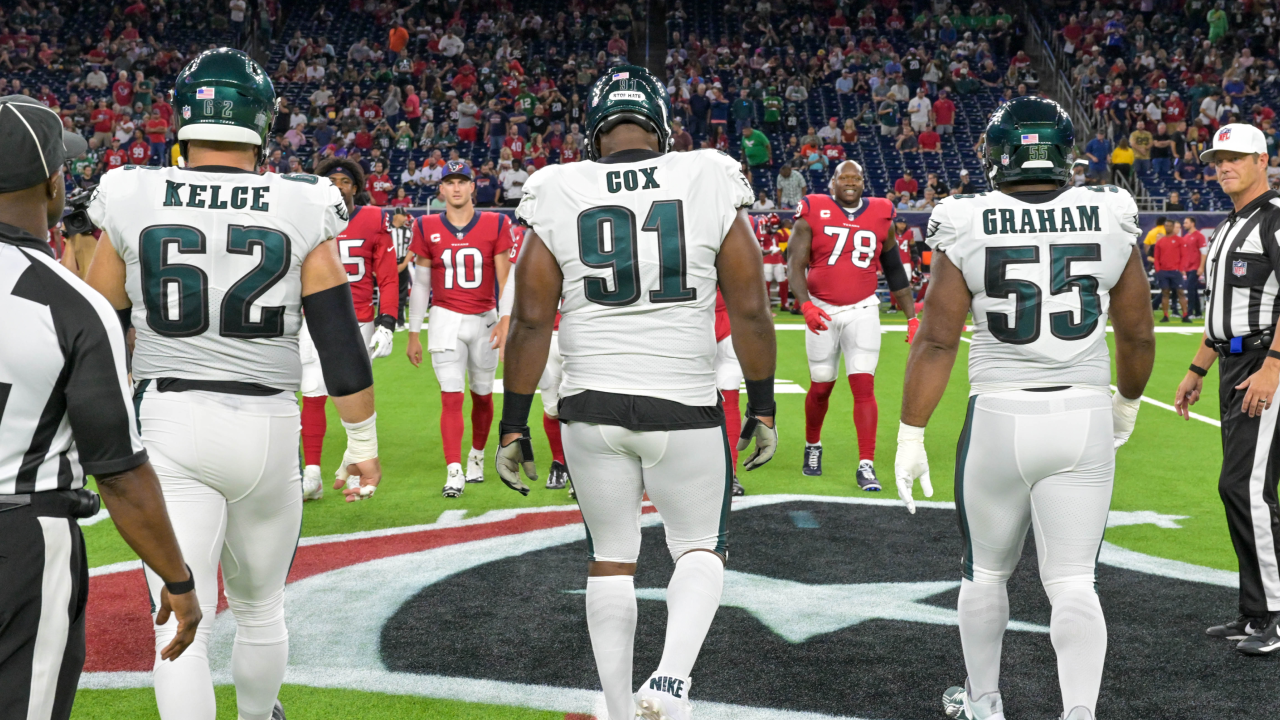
[85,506,646,673]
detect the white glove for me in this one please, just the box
[737,415,778,470]
[894,422,933,515]
[334,414,379,501]
[335,451,377,501]
[367,325,394,360]
[1112,392,1142,449]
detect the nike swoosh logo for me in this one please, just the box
[486,322,496,329]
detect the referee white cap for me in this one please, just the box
[0,95,89,193]
[1200,123,1268,163]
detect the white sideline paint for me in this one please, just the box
[1109,384,1220,428]
[78,506,111,527]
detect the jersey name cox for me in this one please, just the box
[979,204,1101,235]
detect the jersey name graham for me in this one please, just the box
[409,211,514,315]
[87,166,347,389]
[926,186,1139,394]
[797,194,895,307]
[516,149,754,407]
[338,206,397,322]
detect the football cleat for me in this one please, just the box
[1237,613,1280,655]
[271,700,286,720]
[731,474,745,496]
[635,674,692,720]
[546,460,570,490]
[465,447,485,483]
[856,460,881,491]
[301,465,323,501]
[802,443,823,476]
[568,479,576,500]
[942,682,1005,720]
[1060,707,1094,720]
[1206,615,1264,640]
[442,463,466,498]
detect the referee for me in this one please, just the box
[0,95,200,719]
[1175,122,1280,655]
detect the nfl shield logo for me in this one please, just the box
[182,105,191,119]
[1219,128,1232,141]
[1234,259,1248,276]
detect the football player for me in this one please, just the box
[495,227,572,491]
[714,289,747,496]
[787,160,919,489]
[406,161,513,497]
[298,157,399,501]
[497,65,777,720]
[896,97,1155,720]
[85,49,382,720]
[756,212,789,311]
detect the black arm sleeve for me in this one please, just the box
[302,283,374,397]
[879,240,911,293]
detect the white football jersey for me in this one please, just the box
[926,185,1139,394]
[88,165,348,390]
[517,149,755,406]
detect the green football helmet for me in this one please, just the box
[584,64,672,160]
[981,96,1075,187]
[173,48,276,161]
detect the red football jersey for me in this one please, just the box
[796,194,895,306]
[366,173,393,206]
[714,289,731,342]
[103,149,127,169]
[410,211,514,315]
[509,226,561,329]
[753,216,785,265]
[337,206,399,323]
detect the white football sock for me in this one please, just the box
[1048,587,1106,715]
[228,592,290,720]
[957,578,1009,698]
[586,575,637,720]
[655,551,724,680]
[153,603,217,720]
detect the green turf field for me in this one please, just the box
[73,315,1232,719]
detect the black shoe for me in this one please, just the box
[731,475,745,496]
[1160,315,1170,323]
[856,461,882,491]
[546,460,570,490]
[1182,315,1193,324]
[1237,614,1280,655]
[788,306,801,316]
[802,443,823,476]
[1206,615,1265,640]
[271,701,286,720]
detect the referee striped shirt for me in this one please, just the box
[0,221,146,495]
[1205,190,1280,342]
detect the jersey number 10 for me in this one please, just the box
[577,200,696,306]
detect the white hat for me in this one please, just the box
[1200,123,1268,163]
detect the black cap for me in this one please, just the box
[0,95,88,193]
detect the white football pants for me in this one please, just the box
[563,422,731,564]
[805,301,881,382]
[428,306,499,395]
[136,386,302,720]
[538,333,564,417]
[714,337,743,392]
[299,319,376,397]
[955,387,1113,715]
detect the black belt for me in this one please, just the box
[146,378,285,396]
[1206,332,1273,358]
[0,488,101,519]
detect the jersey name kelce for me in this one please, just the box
[797,194,895,307]
[409,212,515,315]
[516,149,755,407]
[87,166,347,390]
[926,185,1140,394]
[337,205,397,323]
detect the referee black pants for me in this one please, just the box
[0,506,88,720]
[1218,351,1280,618]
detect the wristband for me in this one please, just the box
[342,412,378,463]
[898,421,925,441]
[165,564,195,595]
[116,308,132,331]
[501,390,535,429]
[744,376,775,418]
[375,313,396,332]
[1268,350,1280,362]
[1189,363,1208,377]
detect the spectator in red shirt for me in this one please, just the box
[894,170,919,196]
[1164,92,1186,131]
[90,99,114,146]
[103,137,128,170]
[504,126,526,161]
[1152,231,1189,323]
[390,186,413,208]
[127,129,151,166]
[145,112,168,165]
[1180,217,1208,319]
[112,71,134,108]
[359,97,382,122]
[822,142,846,162]
[918,125,941,153]
[932,89,956,135]
[366,161,393,206]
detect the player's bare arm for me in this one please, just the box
[489,250,513,349]
[1108,246,1157,446]
[406,254,432,367]
[495,230,562,493]
[84,230,131,309]
[95,461,202,661]
[786,217,832,333]
[900,251,971,428]
[301,239,382,500]
[719,209,780,470]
